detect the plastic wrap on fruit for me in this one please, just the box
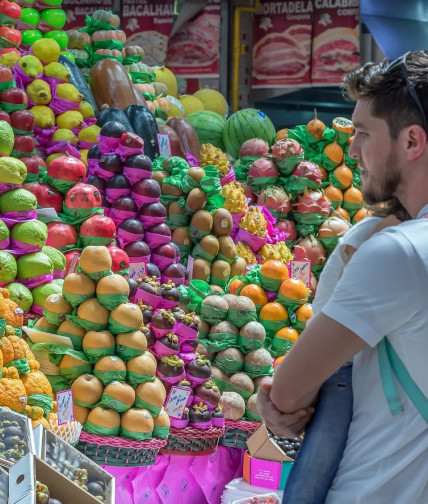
[220,166,236,186]
[199,165,222,198]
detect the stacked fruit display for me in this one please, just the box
[180,259,312,422]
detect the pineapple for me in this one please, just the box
[236,242,258,265]
[239,207,267,237]
[200,143,230,177]
[221,182,247,213]
[259,244,282,263]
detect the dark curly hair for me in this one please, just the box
[342,51,428,139]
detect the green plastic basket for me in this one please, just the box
[219,420,260,449]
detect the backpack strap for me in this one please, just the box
[378,338,428,423]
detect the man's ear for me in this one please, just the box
[404,124,427,161]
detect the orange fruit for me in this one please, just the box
[324,184,343,205]
[275,128,289,141]
[259,302,289,322]
[273,355,286,370]
[239,284,268,306]
[334,205,351,222]
[333,164,353,189]
[323,140,343,164]
[279,278,308,301]
[228,278,244,295]
[353,206,372,223]
[319,166,329,182]
[332,117,354,135]
[260,260,289,281]
[295,303,313,323]
[274,326,299,343]
[343,186,363,204]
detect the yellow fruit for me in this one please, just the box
[78,101,95,118]
[179,95,205,116]
[166,95,184,117]
[32,38,61,64]
[18,55,43,78]
[154,67,177,96]
[80,149,88,166]
[193,89,227,117]
[221,182,247,213]
[56,83,83,103]
[30,105,55,129]
[51,128,78,145]
[26,79,51,105]
[43,62,70,82]
[78,125,101,144]
[46,153,63,167]
[200,143,229,177]
[56,110,84,129]
[0,52,20,68]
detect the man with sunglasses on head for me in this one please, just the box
[258,51,428,503]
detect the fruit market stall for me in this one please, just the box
[0,4,371,503]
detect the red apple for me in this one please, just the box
[0,0,21,21]
[21,157,39,174]
[0,87,26,106]
[10,109,35,134]
[12,135,35,156]
[33,183,63,212]
[0,26,21,46]
[79,214,116,239]
[107,243,130,273]
[0,110,10,123]
[64,251,81,275]
[47,155,86,182]
[65,183,102,209]
[46,221,78,248]
[0,63,13,83]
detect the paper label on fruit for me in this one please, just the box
[56,389,75,426]
[157,133,172,157]
[129,260,147,281]
[290,260,311,287]
[165,386,192,419]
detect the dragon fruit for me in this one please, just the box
[239,138,270,157]
[310,272,318,299]
[248,157,279,179]
[294,189,331,216]
[274,218,297,242]
[318,216,350,239]
[292,235,326,265]
[291,161,322,185]
[257,186,291,217]
[240,180,256,205]
[271,138,303,159]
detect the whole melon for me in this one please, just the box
[223,109,276,160]
[186,110,226,150]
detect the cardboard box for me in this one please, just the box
[243,423,294,490]
[0,406,35,469]
[9,453,105,504]
[41,428,115,504]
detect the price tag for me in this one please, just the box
[290,260,311,288]
[157,133,172,157]
[56,390,74,426]
[165,386,191,419]
[67,252,80,275]
[129,261,147,280]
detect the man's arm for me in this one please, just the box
[270,312,366,413]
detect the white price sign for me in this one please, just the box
[157,133,172,157]
[165,386,191,419]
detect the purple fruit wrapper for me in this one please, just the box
[151,253,175,271]
[192,395,219,410]
[35,127,57,147]
[153,339,180,358]
[156,297,179,310]
[151,324,174,339]
[99,134,121,154]
[93,164,116,182]
[83,118,98,128]
[106,187,131,205]
[134,288,162,309]
[102,206,111,217]
[144,232,170,249]
[175,323,198,341]
[110,209,138,227]
[53,269,65,279]
[220,167,236,186]
[188,420,212,430]
[13,63,42,88]
[178,351,197,365]
[10,239,41,253]
[87,158,100,171]
[78,140,97,150]
[0,237,10,249]
[116,142,144,158]
[0,183,21,196]
[0,211,37,228]
[140,214,166,229]
[180,341,198,353]
[235,228,273,253]
[128,254,151,264]
[231,212,245,238]
[19,273,53,290]
[186,374,211,388]
[156,369,186,385]
[185,152,199,167]
[116,228,144,248]
[131,191,159,209]
[30,304,44,316]
[50,95,80,114]
[45,142,81,159]
[169,417,189,428]
[160,274,186,286]
[211,416,225,428]
[123,166,152,185]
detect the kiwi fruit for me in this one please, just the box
[162,182,183,196]
[198,235,220,258]
[192,258,211,281]
[186,188,207,212]
[172,226,191,245]
[211,259,231,286]
[191,210,213,233]
[152,170,169,186]
[187,167,206,183]
[218,235,237,261]
[230,257,246,277]
[212,208,233,236]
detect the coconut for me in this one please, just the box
[245,348,273,374]
[211,365,229,382]
[201,295,229,324]
[220,391,245,420]
[197,318,210,338]
[196,342,215,361]
[229,373,255,395]
[253,376,266,391]
[210,321,239,335]
[246,393,260,416]
[222,294,238,307]
[240,321,266,343]
[215,347,244,374]
[228,296,257,328]
[210,285,224,294]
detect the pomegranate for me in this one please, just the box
[47,155,86,182]
[107,243,130,273]
[65,183,102,209]
[80,214,116,242]
[239,138,269,157]
[292,235,326,265]
[46,222,78,249]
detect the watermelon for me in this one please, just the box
[223,108,276,159]
[186,110,226,150]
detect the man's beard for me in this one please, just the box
[362,150,403,205]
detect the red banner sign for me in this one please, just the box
[62,0,114,30]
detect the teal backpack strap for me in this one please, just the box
[378,339,404,416]
[378,338,428,423]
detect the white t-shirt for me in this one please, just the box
[310,217,382,317]
[322,217,428,503]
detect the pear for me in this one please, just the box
[26,79,52,105]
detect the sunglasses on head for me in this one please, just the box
[385,52,428,132]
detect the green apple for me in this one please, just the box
[0,188,37,213]
[53,278,64,288]
[32,281,62,307]
[43,30,68,50]
[40,8,66,30]
[20,8,40,27]
[0,157,27,184]
[7,282,33,311]
[11,221,48,249]
[0,123,14,157]
[0,250,16,283]
[21,29,43,46]
[39,0,63,6]
[59,50,75,64]
[17,251,53,280]
[42,245,66,271]
[0,219,9,243]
